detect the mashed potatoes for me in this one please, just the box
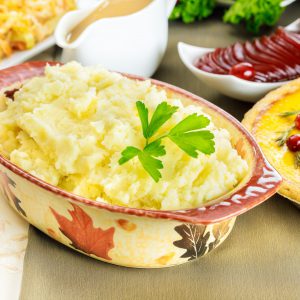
[0,62,248,210]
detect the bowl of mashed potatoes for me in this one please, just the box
[0,62,281,267]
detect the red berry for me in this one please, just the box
[229,62,255,81]
[295,114,300,130]
[286,134,300,152]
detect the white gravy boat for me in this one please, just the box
[55,0,177,77]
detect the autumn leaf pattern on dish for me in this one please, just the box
[208,221,232,252]
[50,203,115,260]
[0,171,26,217]
[173,224,210,261]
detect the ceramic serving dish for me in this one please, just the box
[0,62,282,268]
[178,19,300,103]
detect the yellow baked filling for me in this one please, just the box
[254,90,300,184]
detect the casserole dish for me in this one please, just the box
[0,62,282,268]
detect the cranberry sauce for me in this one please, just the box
[195,28,300,83]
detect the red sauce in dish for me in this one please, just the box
[195,28,300,83]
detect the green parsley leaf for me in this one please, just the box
[136,101,149,139]
[147,102,178,138]
[169,114,214,157]
[118,146,140,165]
[138,151,163,182]
[144,140,166,157]
[169,113,210,135]
[169,131,215,157]
[119,101,215,182]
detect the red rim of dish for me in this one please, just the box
[0,62,282,224]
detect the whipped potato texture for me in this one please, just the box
[0,62,248,210]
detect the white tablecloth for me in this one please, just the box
[0,192,28,300]
[0,45,56,300]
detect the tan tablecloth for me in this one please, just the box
[21,4,300,300]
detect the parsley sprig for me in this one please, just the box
[118,101,215,182]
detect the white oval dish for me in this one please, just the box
[178,19,300,103]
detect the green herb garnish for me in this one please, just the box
[279,110,300,117]
[275,126,294,147]
[119,101,215,182]
[170,0,216,24]
[223,0,284,34]
[170,0,286,33]
[295,152,300,169]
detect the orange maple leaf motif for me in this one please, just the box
[50,204,115,260]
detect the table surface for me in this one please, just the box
[0,190,28,300]
[21,197,300,300]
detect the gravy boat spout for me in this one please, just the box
[55,1,102,49]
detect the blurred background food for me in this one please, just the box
[170,0,296,33]
[0,0,76,60]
